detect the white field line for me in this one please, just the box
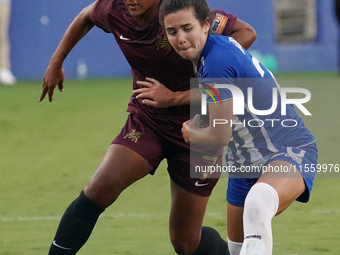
[1,210,338,222]
[0,212,222,222]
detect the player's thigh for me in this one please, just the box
[169,180,209,254]
[85,144,150,208]
[0,2,10,30]
[258,159,305,215]
[84,113,164,207]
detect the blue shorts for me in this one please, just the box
[227,143,318,207]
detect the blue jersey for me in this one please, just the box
[197,35,316,170]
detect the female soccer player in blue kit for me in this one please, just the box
[39,0,257,254]
[160,0,318,254]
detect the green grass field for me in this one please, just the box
[0,74,340,254]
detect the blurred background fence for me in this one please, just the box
[9,0,340,79]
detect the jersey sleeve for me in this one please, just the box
[200,58,237,103]
[91,0,113,33]
[210,10,237,36]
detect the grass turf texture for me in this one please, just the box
[0,74,339,254]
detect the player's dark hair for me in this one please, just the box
[159,0,212,27]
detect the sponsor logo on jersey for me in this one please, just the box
[157,35,171,50]
[124,129,142,143]
[210,13,228,35]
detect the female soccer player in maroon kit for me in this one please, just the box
[39,0,256,254]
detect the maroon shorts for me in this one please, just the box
[112,113,222,197]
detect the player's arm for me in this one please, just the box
[211,11,256,49]
[230,18,257,50]
[39,2,96,102]
[182,99,233,146]
[134,78,201,108]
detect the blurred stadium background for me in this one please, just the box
[1,0,340,255]
[8,0,340,79]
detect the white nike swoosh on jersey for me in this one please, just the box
[52,240,72,250]
[195,181,209,187]
[119,35,131,41]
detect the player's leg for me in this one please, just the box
[48,113,165,255]
[169,180,229,255]
[226,203,243,255]
[226,177,257,255]
[166,143,229,255]
[239,160,305,255]
[48,144,150,255]
[240,142,318,255]
[169,180,208,255]
[0,2,10,69]
[84,144,150,207]
[0,1,16,85]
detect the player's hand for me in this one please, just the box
[182,114,200,143]
[134,77,175,108]
[39,66,65,102]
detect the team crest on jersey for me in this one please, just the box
[285,147,306,164]
[210,13,228,35]
[157,35,171,50]
[124,129,142,143]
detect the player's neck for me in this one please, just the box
[133,1,159,27]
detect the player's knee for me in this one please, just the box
[85,176,123,208]
[172,243,197,255]
[244,189,263,212]
[243,189,266,226]
[171,236,199,255]
[243,183,279,220]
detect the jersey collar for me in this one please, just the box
[197,35,214,76]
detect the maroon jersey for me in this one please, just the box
[91,0,237,134]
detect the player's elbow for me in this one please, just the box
[240,26,257,50]
[232,19,258,49]
[247,25,257,46]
